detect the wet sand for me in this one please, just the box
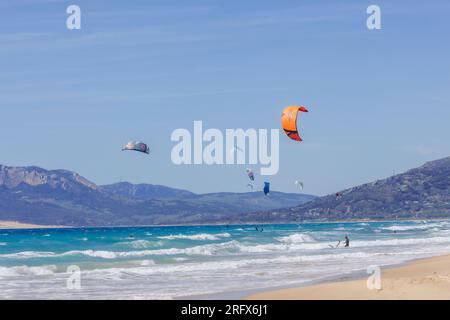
[247,254,450,300]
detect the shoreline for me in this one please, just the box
[179,270,370,300]
[245,254,450,300]
[182,259,412,300]
[0,221,67,230]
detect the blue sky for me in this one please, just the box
[1,0,449,195]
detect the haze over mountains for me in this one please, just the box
[0,156,449,227]
[0,165,314,226]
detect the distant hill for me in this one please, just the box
[0,165,315,226]
[241,157,450,222]
[100,182,196,199]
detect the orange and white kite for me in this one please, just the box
[281,106,309,141]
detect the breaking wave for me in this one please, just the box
[276,233,315,244]
[158,233,231,241]
[0,241,241,260]
[381,223,443,232]
[128,240,159,249]
[0,265,57,278]
[2,235,450,262]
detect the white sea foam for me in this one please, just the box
[158,233,231,241]
[351,236,450,248]
[116,239,163,249]
[67,251,427,279]
[173,257,188,262]
[381,224,442,232]
[238,241,330,253]
[65,250,118,259]
[0,251,57,259]
[0,265,57,278]
[129,240,153,248]
[140,259,155,266]
[0,249,439,281]
[3,233,450,264]
[276,233,315,244]
[0,241,240,260]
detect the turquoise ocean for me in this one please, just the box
[1,220,450,299]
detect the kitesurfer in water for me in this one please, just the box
[344,236,350,247]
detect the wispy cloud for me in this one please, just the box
[0,0,65,9]
[0,86,285,106]
[89,6,215,19]
[217,3,357,29]
[0,32,51,42]
[0,26,212,54]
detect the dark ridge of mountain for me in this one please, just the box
[0,165,315,226]
[100,182,315,210]
[240,156,450,223]
[100,182,196,199]
[187,191,315,211]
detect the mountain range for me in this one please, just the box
[1,156,449,226]
[241,156,450,222]
[0,165,314,226]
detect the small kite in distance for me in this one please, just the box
[246,168,255,181]
[122,141,150,155]
[294,180,304,190]
[263,182,270,196]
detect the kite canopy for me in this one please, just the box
[295,180,304,190]
[281,106,309,141]
[122,141,150,154]
[263,182,270,195]
[246,168,255,181]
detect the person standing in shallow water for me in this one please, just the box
[344,236,350,247]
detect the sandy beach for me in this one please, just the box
[247,254,450,300]
[0,220,65,229]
